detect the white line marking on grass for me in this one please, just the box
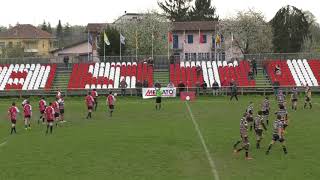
[185,102,220,180]
[0,141,7,147]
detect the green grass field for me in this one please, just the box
[0,95,319,180]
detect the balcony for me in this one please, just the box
[24,49,39,53]
[172,42,184,52]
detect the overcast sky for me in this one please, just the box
[0,0,319,27]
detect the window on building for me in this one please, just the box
[173,35,179,49]
[0,42,5,49]
[201,35,207,44]
[187,35,193,44]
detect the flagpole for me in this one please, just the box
[215,27,217,62]
[135,30,138,61]
[120,29,122,61]
[87,31,90,61]
[152,30,154,61]
[167,32,170,60]
[231,32,233,60]
[198,29,200,61]
[104,37,106,62]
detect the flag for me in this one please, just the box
[168,32,173,43]
[88,34,93,45]
[215,34,221,45]
[199,32,204,43]
[120,34,126,45]
[104,32,110,46]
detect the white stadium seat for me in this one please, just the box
[98,65,105,77]
[131,76,136,89]
[297,59,312,86]
[25,64,30,69]
[22,71,33,90]
[85,84,90,89]
[222,61,228,67]
[30,64,35,71]
[217,61,222,67]
[180,61,185,67]
[191,61,196,67]
[233,61,239,67]
[0,65,14,90]
[104,62,110,77]
[292,59,306,86]
[114,63,121,88]
[212,61,221,86]
[207,61,214,87]
[40,66,51,88]
[303,59,318,86]
[88,65,94,74]
[201,61,209,87]
[287,60,301,86]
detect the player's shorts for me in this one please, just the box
[60,109,64,114]
[255,129,263,136]
[262,110,269,115]
[109,105,114,110]
[40,110,45,114]
[156,97,162,103]
[87,106,93,110]
[272,134,285,142]
[241,135,249,145]
[246,116,254,122]
[305,97,311,102]
[47,119,54,123]
[11,119,17,124]
[54,112,60,118]
[24,115,31,118]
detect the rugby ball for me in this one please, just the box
[114,93,118,96]
[186,96,190,101]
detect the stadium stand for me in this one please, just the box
[170,60,254,88]
[0,64,56,91]
[266,59,318,87]
[68,61,153,90]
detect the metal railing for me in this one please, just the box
[0,86,318,98]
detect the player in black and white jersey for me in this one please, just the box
[233,113,253,160]
[275,104,288,130]
[261,96,270,125]
[266,115,288,155]
[291,87,298,111]
[246,102,254,131]
[254,111,267,149]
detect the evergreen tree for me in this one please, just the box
[271,5,310,53]
[41,21,48,32]
[189,0,219,21]
[56,20,63,48]
[158,0,191,21]
[47,23,52,33]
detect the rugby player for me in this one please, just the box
[45,103,55,134]
[254,111,267,149]
[23,101,32,130]
[91,89,98,111]
[304,85,312,109]
[107,92,116,117]
[86,92,95,119]
[233,113,253,160]
[39,97,47,124]
[261,96,270,125]
[291,87,298,111]
[8,102,19,134]
[266,115,288,155]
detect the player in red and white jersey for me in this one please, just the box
[45,103,55,134]
[56,90,62,99]
[39,97,47,124]
[85,92,95,119]
[23,101,32,130]
[8,102,20,134]
[58,97,65,123]
[91,89,98,111]
[106,92,116,117]
[52,99,60,126]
